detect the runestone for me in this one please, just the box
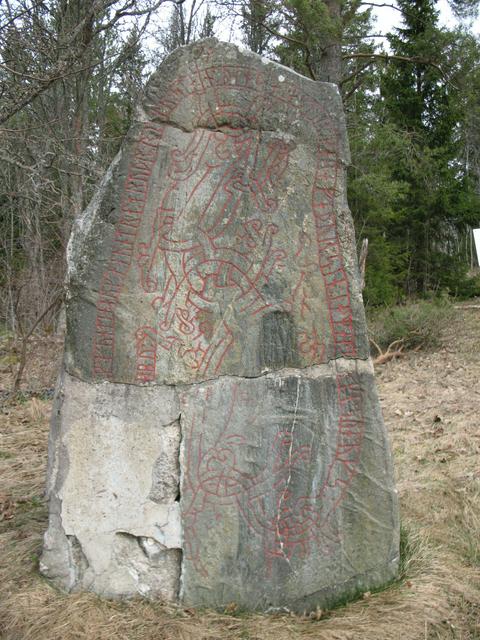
[41,39,399,612]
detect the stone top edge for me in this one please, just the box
[139,38,348,157]
[204,39,339,91]
[147,37,341,96]
[240,43,340,92]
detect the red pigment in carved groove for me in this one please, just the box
[135,125,291,377]
[307,125,366,543]
[92,124,164,378]
[91,57,366,569]
[135,326,158,383]
[314,372,364,516]
[182,95,364,571]
[182,371,365,576]
[312,144,357,359]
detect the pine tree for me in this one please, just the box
[376,0,479,297]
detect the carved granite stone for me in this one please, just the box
[41,39,399,612]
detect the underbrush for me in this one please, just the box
[367,298,455,354]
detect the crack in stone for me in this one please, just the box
[64,356,372,391]
[66,534,89,588]
[176,406,185,602]
[275,377,301,568]
[143,115,279,136]
[148,414,182,505]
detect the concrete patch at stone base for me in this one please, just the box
[41,372,182,599]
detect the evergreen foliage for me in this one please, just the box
[348,1,480,303]
[234,0,480,304]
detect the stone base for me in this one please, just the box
[41,360,399,610]
[40,372,182,600]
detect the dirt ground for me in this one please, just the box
[1,305,479,639]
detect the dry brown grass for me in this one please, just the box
[1,306,480,639]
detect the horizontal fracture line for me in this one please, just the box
[65,356,374,391]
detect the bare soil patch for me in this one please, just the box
[1,305,479,639]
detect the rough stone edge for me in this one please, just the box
[66,151,122,283]
[138,38,350,164]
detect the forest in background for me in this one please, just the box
[1,0,480,336]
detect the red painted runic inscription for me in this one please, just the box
[313,147,356,360]
[92,60,357,381]
[136,326,157,383]
[92,124,163,379]
[183,371,365,576]
[135,128,292,378]
[89,54,366,572]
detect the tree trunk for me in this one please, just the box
[314,0,342,84]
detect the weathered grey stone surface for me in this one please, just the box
[41,39,399,612]
[180,359,398,611]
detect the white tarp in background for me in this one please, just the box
[474,228,480,266]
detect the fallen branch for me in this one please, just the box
[454,305,480,309]
[371,338,406,365]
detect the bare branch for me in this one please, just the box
[254,20,307,49]
[0,0,47,32]
[12,293,63,394]
[343,52,448,79]
[0,0,183,125]
[358,3,404,13]
[371,338,406,365]
[340,58,376,86]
